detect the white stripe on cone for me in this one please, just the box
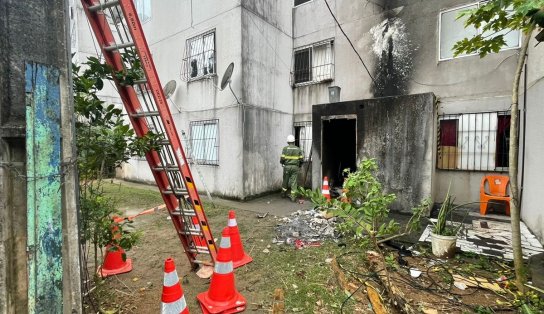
[228,218,237,227]
[220,236,231,248]
[163,271,180,287]
[161,296,187,314]
[215,261,234,274]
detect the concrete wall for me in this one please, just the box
[312,93,436,212]
[521,46,544,242]
[108,1,248,198]
[240,1,293,197]
[0,0,81,312]
[113,0,295,199]
[292,0,385,120]
[295,0,544,241]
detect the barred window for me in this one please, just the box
[437,111,510,171]
[181,31,216,81]
[189,119,219,166]
[294,121,312,162]
[292,40,334,85]
[134,0,151,23]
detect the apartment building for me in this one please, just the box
[74,0,544,241]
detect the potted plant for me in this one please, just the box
[430,186,466,259]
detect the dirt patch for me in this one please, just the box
[85,183,522,313]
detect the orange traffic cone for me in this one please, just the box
[322,176,331,200]
[98,245,133,277]
[98,221,132,277]
[227,210,253,269]
[161,258,189,314]
[197,227,246,313]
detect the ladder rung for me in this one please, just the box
[187,246,211,255]
[104,41,135,52]
[130,111,160,118]
[153,164,179,172]
[171,209,196,217]
[88,0,120,12]
[157,139,171,145]
[119,78,147,87]
[179,228,204,236]
[162,188,188,196]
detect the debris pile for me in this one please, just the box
[274,209,339,247]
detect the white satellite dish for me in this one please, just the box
[219,62,240,104]
[220,62,234,91]
[163,80,177,99]
[162,80,181,112]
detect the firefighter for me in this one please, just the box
[280,134,304,202]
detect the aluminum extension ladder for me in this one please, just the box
[81,0,217,268]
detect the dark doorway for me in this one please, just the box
[321,118,356,189]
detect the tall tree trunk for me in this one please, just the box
[509,22,535,292]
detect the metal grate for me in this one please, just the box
[181,31,216,81]
[294,121,312,162]
[188,119,219,166]
[291,40,334,86]
[437,111,511,171]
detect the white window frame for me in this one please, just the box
[134,0,151,23]
[294,0,313,7]
[438,2,521,61]
[292,39,334,86]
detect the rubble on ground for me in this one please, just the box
[274,209,339,245]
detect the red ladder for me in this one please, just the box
[81,0,216,268]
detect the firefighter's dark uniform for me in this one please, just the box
[280,143,303,201]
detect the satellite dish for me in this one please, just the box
[163,80,177,99]
[220,62,234,91]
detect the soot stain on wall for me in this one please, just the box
[369,17,416,97]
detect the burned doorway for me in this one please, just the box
[321,116,357,190]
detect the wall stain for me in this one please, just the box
[370,17,416,97]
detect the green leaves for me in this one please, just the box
[453,0,543,58]
[298,159,426,250]
[74,55,158,266]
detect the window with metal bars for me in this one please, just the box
[294,121,312,162]
[437,111,511,171]
[181,31,216,81]
[189,119,219,166]
[134,0,151,23]
[292,40,334,86]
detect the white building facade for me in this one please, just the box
[74,0,544,242]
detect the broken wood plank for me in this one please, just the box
[331,256,367,302]
[452,274,504,293]
[366,284,388,314]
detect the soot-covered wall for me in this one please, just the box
[312,93,436,212]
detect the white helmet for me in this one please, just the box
[287,134,295,143]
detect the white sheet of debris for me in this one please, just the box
[419,218,544,260]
